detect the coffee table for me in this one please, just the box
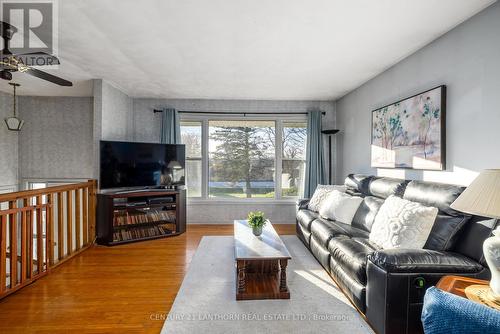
[234,219,291,300]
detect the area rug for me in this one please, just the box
[161,236,373,334]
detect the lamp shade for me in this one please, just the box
[167,160,182,169]
[450,169,500,219]
[4,116,24,131]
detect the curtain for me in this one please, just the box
[160,108,181,144]
[304,109,325,198]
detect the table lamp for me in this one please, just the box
[450,169,500,299]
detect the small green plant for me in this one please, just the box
[247,211,266,228]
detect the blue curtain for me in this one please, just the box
[160,108,181,144]
[304,110,325,198]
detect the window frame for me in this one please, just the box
[24,178,88,190]
[180,114,307,203]
[179,120,204,198]
[281,121,307,198]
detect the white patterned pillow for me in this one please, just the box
[308,185,347,212]
[318,190,363,224]
[369,195,438,249]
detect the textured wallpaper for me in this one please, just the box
[6,81,337,208]
[18,96,94,180]
[133,98,336,142]
[101,80,134,141]
[0,91,18,188]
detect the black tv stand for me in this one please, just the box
[96,189,186,246]
[115,188,149,194]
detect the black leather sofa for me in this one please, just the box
[296,174,498,334]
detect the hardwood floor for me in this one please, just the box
[0,224,296,333]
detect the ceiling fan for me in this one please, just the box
[0,21,72,86]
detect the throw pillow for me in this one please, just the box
[318,190,363,224]
[307,185,347,212]
[369,195,438,249]
[424,214,470,251]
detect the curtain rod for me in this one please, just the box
[153,109,325,115]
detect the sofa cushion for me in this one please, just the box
[344,174,409,199]
[333,220,370,239]
[297,222,312,247]
[310,218,369,248]
[345,174,373,195]
[310,235,331,270]
[351,237,383,251]
[329,256,367,312]
[310,218,348,247]
[368,248,483,273]
[307,184,347,212]
[369,195,438,249]
[403,180,465,216]
[318,190,363,224]
[296,198,310,210]
[296,209,319,232]
[452,217,498,264]
[368,176,409,199]
[424,214,471,251]
[351,196,385,232]
[328,237,379,285]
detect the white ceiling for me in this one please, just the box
[0,0,495,100]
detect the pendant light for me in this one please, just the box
[4,82,24,131]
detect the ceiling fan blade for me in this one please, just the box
[13,52,60,66]
[25,67,72,86]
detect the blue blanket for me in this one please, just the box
[421,286,500,334]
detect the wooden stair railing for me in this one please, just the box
[0,180,97,300]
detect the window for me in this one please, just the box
[281,122,307,197]
[180,121,202,197]
[29,182,48,190]
[26,181,78,204]
[180,117,307,200]
[209,120,275,198]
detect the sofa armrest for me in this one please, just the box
[296,198,310,210]
[367,249,483,274]
[366,249,486,334]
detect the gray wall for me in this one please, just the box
[336,2,500,186]
[92,79,103,179]
[133,98,336,224]
[101,81,133,141]
[0,91,18,192]
[92,79,134,178]
[6,82,328,224]
[183,201,300,225]
[133,98,335,141]
[18,96,94,181]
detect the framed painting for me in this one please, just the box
[371,85,446,170]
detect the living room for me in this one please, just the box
[0,0,499,333]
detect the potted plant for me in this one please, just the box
[247,211,266,236]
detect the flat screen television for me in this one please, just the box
[100,140,185,189]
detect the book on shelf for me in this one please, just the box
[113,209,176,226]
[112,223,175,242]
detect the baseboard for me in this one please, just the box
[187,221,295,225]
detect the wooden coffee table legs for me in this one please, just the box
[237,260,246,293]
[235,259,290,300]
[279,259,288,293]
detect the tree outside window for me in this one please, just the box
[180,118,307,199]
